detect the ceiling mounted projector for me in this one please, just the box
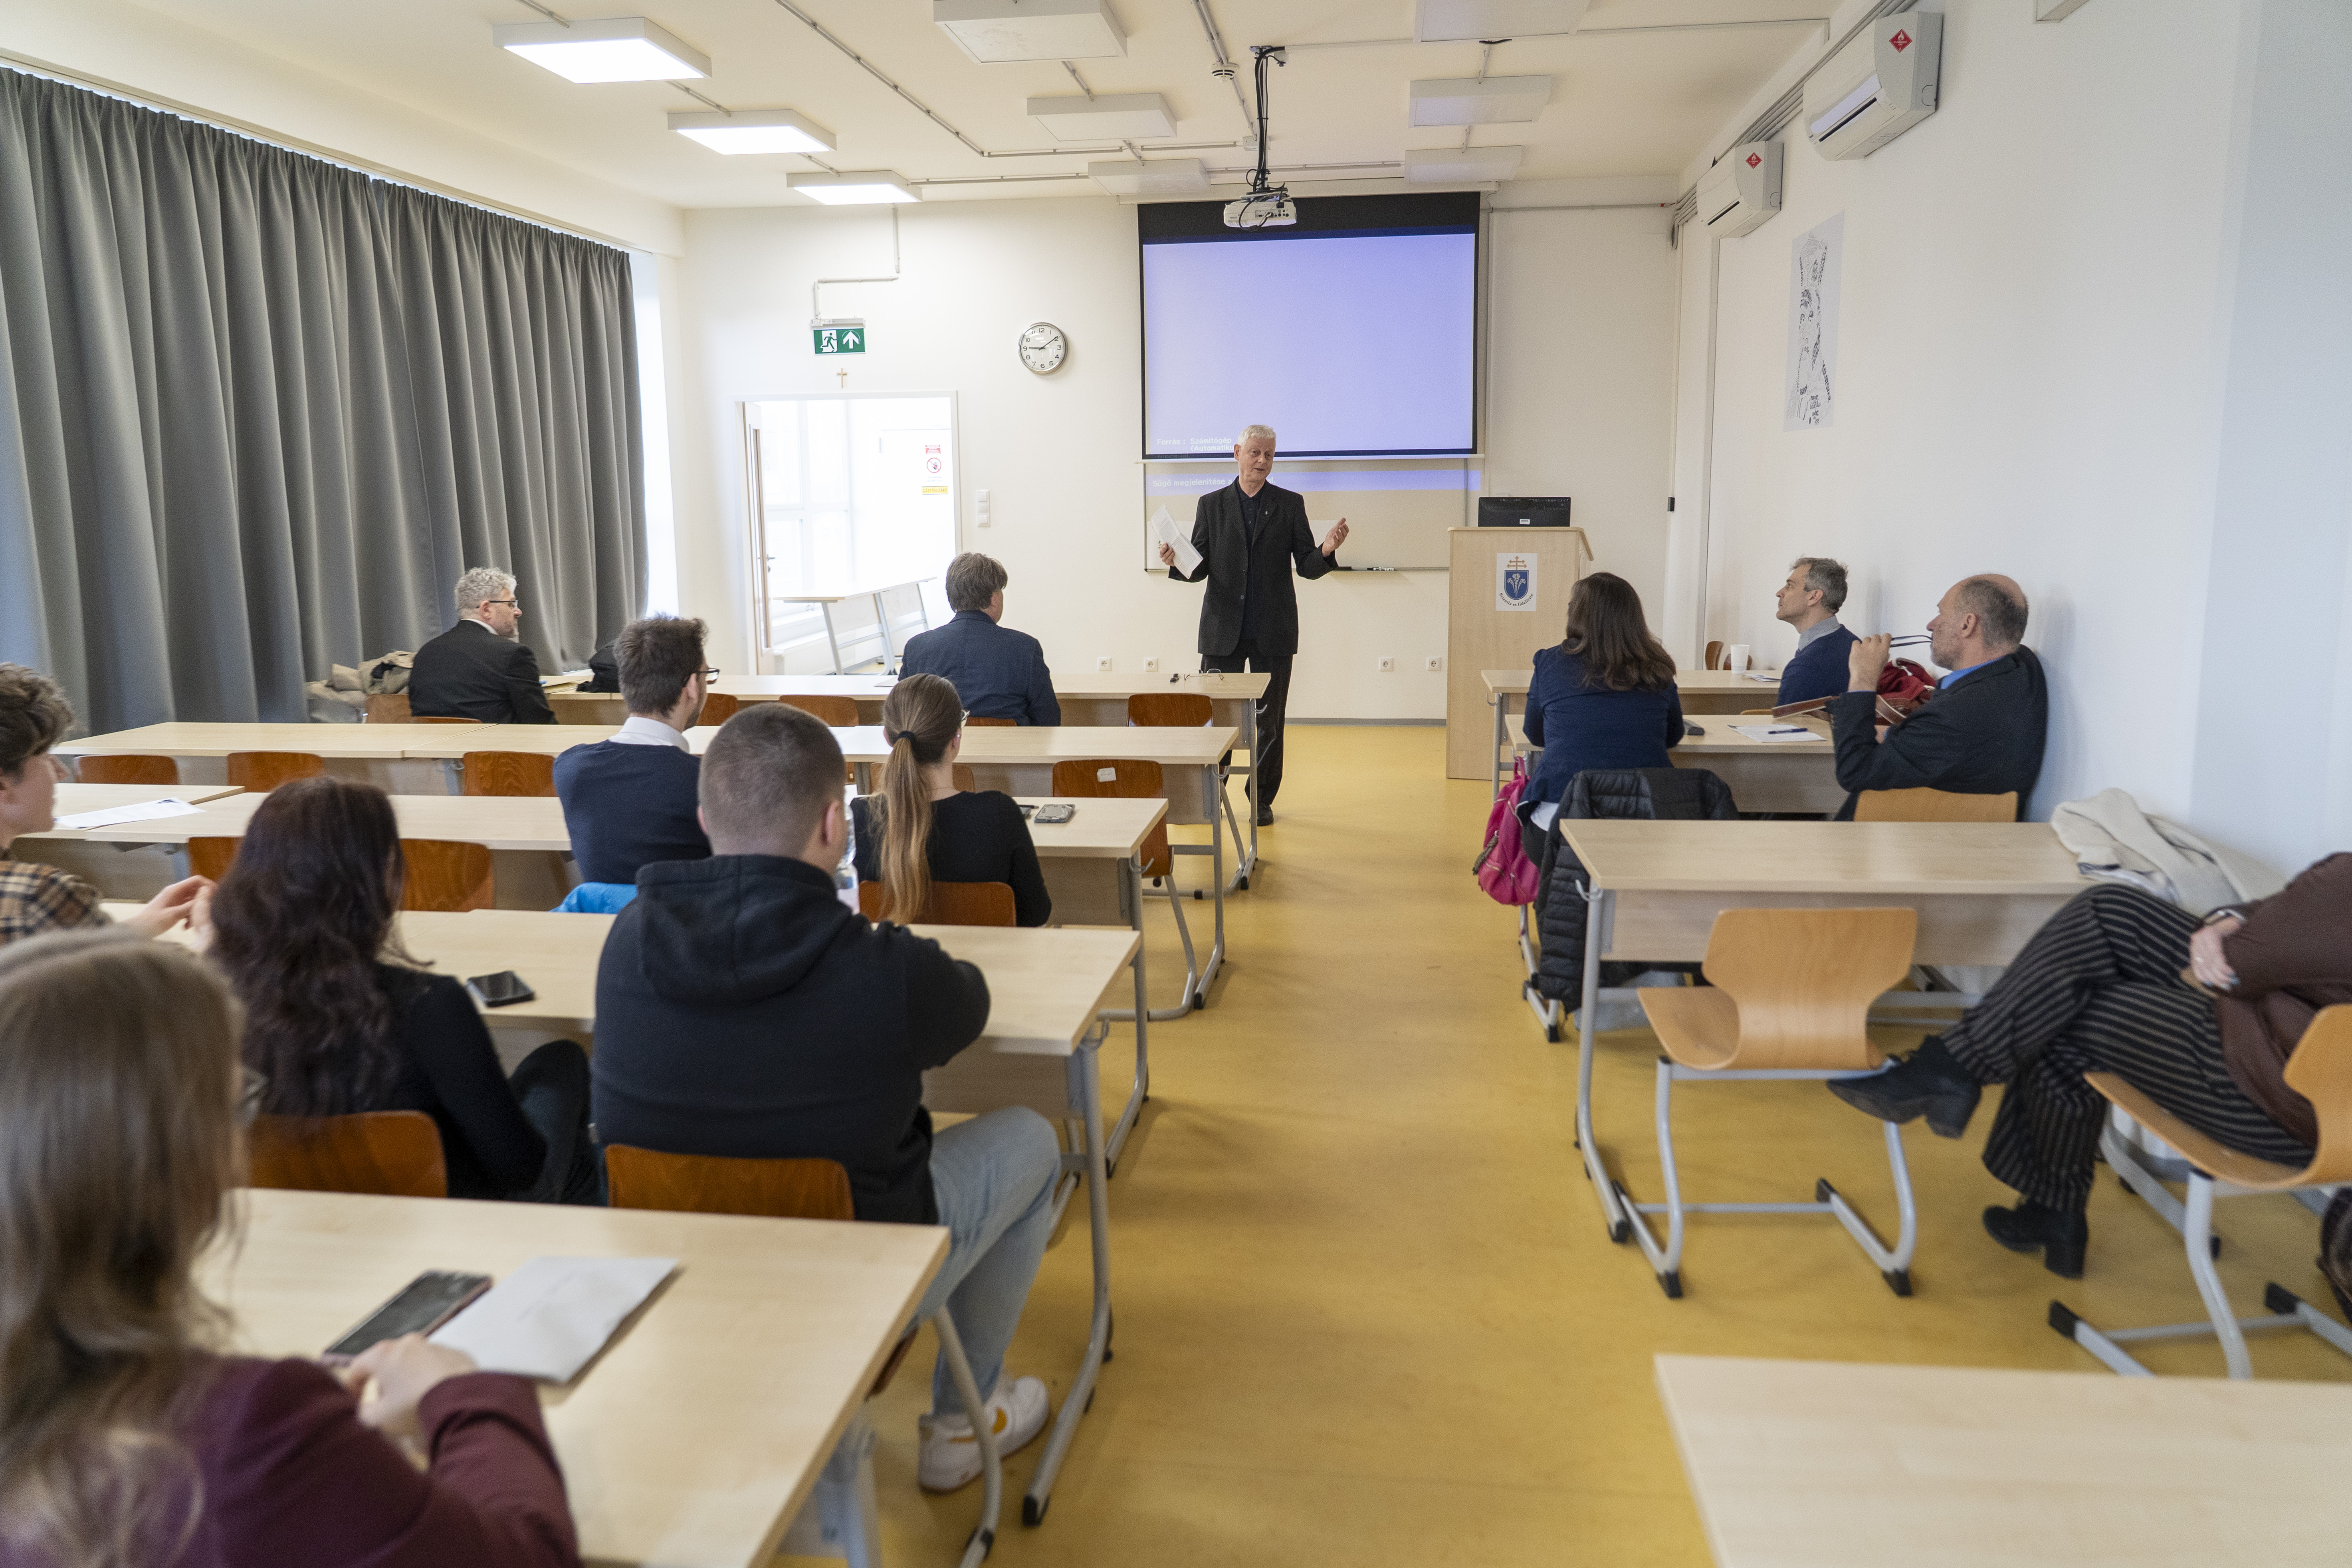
[1804,13,1942,161]
[1409,76,1552,127]
[933,0,1126,63]
[1089,159,1210,197]
[1405,145,1522,183]
[1027,93,1175,141]
[668,109,834,155]
[1224,46,1292,228]
[1693,141,1781,237]
[1415,0,1589,43]
[493,17,708,82]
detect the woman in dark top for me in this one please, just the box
[205,778,598,1203]
[850,673,1051,927]
[0,931,579,1568]
[1522,571,1685,811]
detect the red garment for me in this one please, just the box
[2217,852,2352,1147]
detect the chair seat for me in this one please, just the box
[2084,1073,2311,1191]
[1639,986,1743,1069]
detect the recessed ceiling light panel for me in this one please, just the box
[668,109,836,155]
[1413,0,1589,43]
[1027,93,1175,141]
[1409,76,1552,127]
[1404,145,1524,183]
[1086,159,1210,196]
[787,170,923,206]
[493,17,709,83]
[934,0,1127,63]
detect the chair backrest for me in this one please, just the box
[604,1144,853,1220]
[1051,757,1165,799]
[1137,822,1174,880]
[1854,787,2019,823]
[1700,907,1918,1072]
[951,763,975,792]
[364,692,412,724]
[400,840,494,911]
[413,716,485,724]
[246,1111,448,1197]
[460,750,557,797]
[1128,692,1213,728]
[188,837,239,882]
[224,752,324,792]
[770,693,852,726]
[697,692,743,726]
[1704,640,1728,670]
[857,879,1016,926]
[75,755,178,786]
[965,716,1016,728]
[2087,1005,2352,1192]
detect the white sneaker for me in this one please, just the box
[917,1375,1050,1493]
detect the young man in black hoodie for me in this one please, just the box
[590,702,1061,1492]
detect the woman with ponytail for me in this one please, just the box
[851,674,1051,926]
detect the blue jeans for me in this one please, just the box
[911,1107,1062,1417]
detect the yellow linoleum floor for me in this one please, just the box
[822,725,2347,1567]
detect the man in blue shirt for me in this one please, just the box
[898,554,1060,725]
[1772,556,1859,706]
[552,615,714,886]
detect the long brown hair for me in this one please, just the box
[871,674,963,922]
[1561,572,1677,692]
[0,932,243,1568]
[207,777,418,1116]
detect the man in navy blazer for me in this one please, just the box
[898,554,1060,724]
[1773,556,1859,706]
[1157,424,1349,822]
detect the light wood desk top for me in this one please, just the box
[1674,715,1831,753]
[1656,1354,2352,1568]
[57,722,440,758]
[50,782,243,813]
[1559,821,2087,896]
[1015,796,1166,859]
[1479,669,1786,699]
[910,924,1139,1055]
[208,1188,945,1568]
[684,725,1239,771]
[1043,671,1269,701]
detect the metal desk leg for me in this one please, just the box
[821,603,846,674]
[1203,764,1225,996]
[1578,887,1629,1242]
[1492,692,1506,797]
[1026,1035,1111,1525]
[1105,856,1149,1172]
[1229,695,1259,890]
[873,590,896,666]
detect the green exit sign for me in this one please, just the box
[812,326,866,355]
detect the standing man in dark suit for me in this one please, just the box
[1156,424,1347,824]
[898,553,1060,724]
[1832,574,2047,820]
[409,567,557,725]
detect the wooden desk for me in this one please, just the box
[52,781,244,813]
[1655,1354,2352,1568]
[1482,672,1835,808]
[1555,822,2087,1239]
[57,723,611,797]
[1673,668,1787,714]
[207,1188,943,1568]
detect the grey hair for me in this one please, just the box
[1956,577,2028,650]
[1236,424,1276,448]
[453,567,517,614]
[1788,556,1849,614]
[943,553,1009,613]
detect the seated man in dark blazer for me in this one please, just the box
[551,615,713,886]
[408,567,557,724]
[1831,574,2047,820]
[898,553,1059,724]
[1773,555,1859,706]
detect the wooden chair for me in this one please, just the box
[2051,1006,2352,1379]
[400,840,494,911]
[1619,908,1920,1299]
[696,692,742,726]
[460,750,557,797]
[1855,787,2019,823]
[602,1146,1001,1566]
[856,880,1016,927]
[1127,692,1247,871]
[778,694,856,726]
[74,755,178,785]
[224,751,323,792]
[1052,758,1202,1011]
[1704,640,1728,670]
[952,763,976,793]
[246,1110,447,1198]
[413,716,484,725]
[186,838,238,880]
[364,692,412,724]
[964,716,1015,728]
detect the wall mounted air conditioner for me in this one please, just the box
[1693,141,1782,238]
[1803,13,1942,161]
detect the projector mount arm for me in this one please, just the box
[1244,46,1286,198]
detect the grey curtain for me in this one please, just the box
[0,68,643,731]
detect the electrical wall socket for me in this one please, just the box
[1377,656,1395,672]
[974,487,991,528]
[1425,656,1443,672]
[1141,657,1159,672]
[1096,656,1113,672]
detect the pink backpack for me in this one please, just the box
[1474,758,1542,906]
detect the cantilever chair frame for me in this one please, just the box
[2051,1005,2352,1379]
[1615,908,1922,1300]
[1126,693,1253,895]
[1052,757,1202,1017]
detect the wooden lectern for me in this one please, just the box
[1445,526,1591,780]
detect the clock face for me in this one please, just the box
[1018,321,1066,374]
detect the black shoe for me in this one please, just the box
[1983,1201,2089,1279]
[1255,806,1274,827]
[1825,1036,1982,1138]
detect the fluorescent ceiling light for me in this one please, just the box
[1027,93,1175,141]
[787,170,921,205]
[933,0,1127,63]
[1409,76,1552,127]
[493,17,708,83]
[668,109,836,155]
[1086,159,1209,196]
[1404,145,1523,183]
[1807,75,1880,141]
[1415,0,1588,43]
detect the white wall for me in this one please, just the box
[669,185,1677,719]
[1663,0,2352,865]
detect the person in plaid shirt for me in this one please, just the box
[0,665,210,946]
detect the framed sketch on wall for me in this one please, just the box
[1785,213,1843,430]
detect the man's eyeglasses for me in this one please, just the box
[482,598,519,609]
[701,668,722,680]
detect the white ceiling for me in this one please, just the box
[124,0,1826,204]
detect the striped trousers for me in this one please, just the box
[1942,884,2312,1210]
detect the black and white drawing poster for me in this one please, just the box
[1784,213,1842,430]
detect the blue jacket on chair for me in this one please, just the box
[898,610,1061,725]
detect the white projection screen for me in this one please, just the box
[1140,193,1480,458]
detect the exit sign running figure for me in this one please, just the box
[812,326,867,355]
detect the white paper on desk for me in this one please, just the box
[430,1256,676,1383]
[1745,672,1781,683]
[52,797,206,831]
[1149,508,1201,575]
[1730,724,1822,744]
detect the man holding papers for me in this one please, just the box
[1157,423,1347,823]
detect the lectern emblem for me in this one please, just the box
[1496,553,1537,612]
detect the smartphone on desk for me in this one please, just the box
[324,1270,491,1362]
[1030,804,1076,825]
[466,971,535,1007]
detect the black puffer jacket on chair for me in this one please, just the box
[1532,767,1739,1004]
